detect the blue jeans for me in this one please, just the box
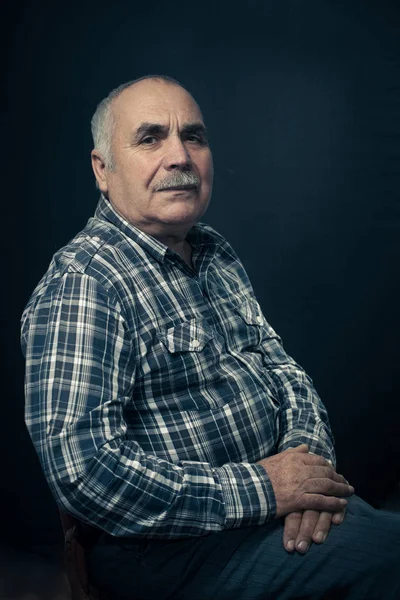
[88,495,400,599]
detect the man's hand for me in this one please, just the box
[283,508,346,553]
[257,444,354,518]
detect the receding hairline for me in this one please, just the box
[109,76,203,121]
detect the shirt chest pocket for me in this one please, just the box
[152,319,223,411]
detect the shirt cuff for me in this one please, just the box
[278,430,336,466]
[215,462,276,529]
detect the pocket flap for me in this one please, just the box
[157,319,214,353]
[235,299,263,326]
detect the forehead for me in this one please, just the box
[112,81,204,131]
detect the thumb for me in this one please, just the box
[289,444,309,453]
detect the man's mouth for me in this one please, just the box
[160,185,197,191]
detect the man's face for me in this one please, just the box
[92,80,214,241]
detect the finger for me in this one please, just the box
[312,511,333,544]
[304,478,354,497]
[332,508,346,525]
[295,510,320,554]
[305,466,350,485]
[301,494,348,513]
[283,511,302,552]
[330,471,352,485]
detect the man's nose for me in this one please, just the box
[163,136,192,170]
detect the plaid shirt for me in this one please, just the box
[21,195,335,539]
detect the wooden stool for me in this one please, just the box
[59,508,108,600]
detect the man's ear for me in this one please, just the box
[91,150,109,193]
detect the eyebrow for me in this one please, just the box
[132,121,208,142]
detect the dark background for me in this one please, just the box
[3,0,400,547]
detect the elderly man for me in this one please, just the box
[21,75,399,599]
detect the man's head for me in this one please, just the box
[91,75,214,242]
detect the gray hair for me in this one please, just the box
[91,74,188,171]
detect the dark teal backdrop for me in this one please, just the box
[3,0,399,545]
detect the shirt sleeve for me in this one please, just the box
[21,272,276,538]
[259,319,336,466]
[216,236,336,467]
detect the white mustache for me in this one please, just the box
[156,171,199,191]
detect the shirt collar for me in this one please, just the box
[94,194,218,264]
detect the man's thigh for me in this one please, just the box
[88,496,400,600]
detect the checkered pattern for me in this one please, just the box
[21,195,335,539]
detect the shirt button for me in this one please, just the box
[192,339,200,348]
[256,316,262,324]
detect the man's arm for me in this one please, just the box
[256,316,350,551]
[257,316,335,465]
[21,272,276,538]
[212,233,335,466]
[254,317,347,549]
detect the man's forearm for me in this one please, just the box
[261,345,335,464]
[42,432,276,537]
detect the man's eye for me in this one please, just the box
[141,136,157,144]
[186,135,207,144]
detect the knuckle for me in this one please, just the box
[304,494,340,512]
[322,467,334,480]
[325,478,344,495]
[318,519,331,533]
[325,478,337,493]
[304,479,316,492]
[285,528,298,541]
[303,494,319,510]
[300,520,318,538]
[305,477,330,494]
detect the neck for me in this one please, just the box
[147,230,194,268]
[170,239,193,268]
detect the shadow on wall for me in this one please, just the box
[0,543,69,600]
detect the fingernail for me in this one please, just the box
[340,499,347,506]
[286,539,295,552]
[333,514,344,525]
[315,531,325,543]
[297,540,309,553]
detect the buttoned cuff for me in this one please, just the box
[278,430,336,467]
[215,462,276,529]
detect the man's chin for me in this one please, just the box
[158,213,202,228]
[158,202,208,225]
